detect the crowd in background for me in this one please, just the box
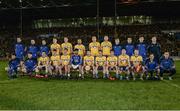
[0,24,179,59]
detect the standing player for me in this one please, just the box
[61,37,73,55]
[50,38,61,55]
[70,49,83,78]
[89,36,101,56]
[95,50,107,78]
[15,37,25,62]
[74,39,86,56]
[118,49,130,80]
[145,54,159,80]
[28,39,39,61]
[130,49,144,80]
[125,37,135,57]
[148,36,161,63]
[82,51,95,77]
[5,53,19,79]
[101,36,112,56]
[106,51,118,79]
[49,49,61,77]
[60,48,71,79]
[40,39,49,56]
[35,51,50,78]
[136,36,147,61]
[113,38,122,56]
[160,52,176,80]
[22,52,37,75]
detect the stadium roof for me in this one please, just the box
[0,0,180,24]
[0,0,180,9]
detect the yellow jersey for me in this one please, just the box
[107,56,118,66]
[89,42,100,56]
[95,56,106,66]
[118,54,130,67]
[130,55,143,66]
[61,55,70,65]
[101,41,112,56]
[84,56,94,66]
[50,55,60,66]
[61,42,72,55]
[50,43,61,55]
[74,44,85,56]
[38,56,49,65]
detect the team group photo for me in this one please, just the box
[7,36,176,81]
[0,0,180,110]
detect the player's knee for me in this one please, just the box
[170,69,176,74]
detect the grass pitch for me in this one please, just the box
[0,61,180,110]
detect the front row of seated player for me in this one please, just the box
[6,49,176,80]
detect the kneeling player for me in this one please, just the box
[160,52,176,80]
[145,54,160,80]
[35,51,50,78]
[95,50,106,79]
[21,52,37,75]
[130,49,145,80]
[82,51,95,77]
[49,49,61,77]
[106,51,118,79]
[5,53,19,79]
[118,49,130,80]
[60,48,71,78]
[70,49,83,78]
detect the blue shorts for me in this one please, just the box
[119,66,129,71]
[97,66,104,70]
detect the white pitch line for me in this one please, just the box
[163,80,180,89]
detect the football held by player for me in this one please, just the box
[130,49,145,80]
